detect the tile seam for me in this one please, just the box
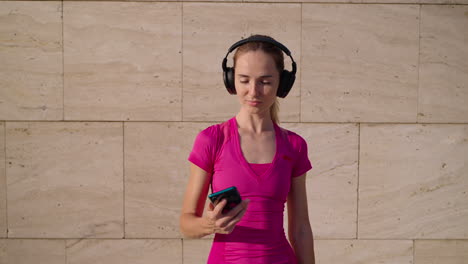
[299,2,303,123]
[64,239,68,264]
[356,123,360,239]
[62,0,65,121]
[170,1,468,5]
[12,1,464,5]
[3,237,187,240]
[246,2,467,4]
[67,1,468,4]
[4,122,7,238]
[9,237,465,241]
[181,2,184,122]
[417,4,421,123]
[2,237,445,240]
[1,120,468,125]
[123,122,125,238]
[181,238,184,264]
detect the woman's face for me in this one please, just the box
[234,50,280,116]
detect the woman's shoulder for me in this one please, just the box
[194,118,233,145]
[277,125,306,142]
[197,123,221,138]
[277,125,308,151]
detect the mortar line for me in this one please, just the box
[1,236,422,240]
[77,1,468,5]
[356,123,361,239]
[417,4,422,123]
[4,122,7,238]
[181,238,184,263]
[299,2,303,123]
[62,0,65,121]
[1,120,468,125]
[181,2,184,122]
[64,239,68,264]
[123,122,126,238]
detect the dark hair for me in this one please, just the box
[232,34,284,123]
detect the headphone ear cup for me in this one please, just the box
[223,67,236,95]
[277,70,295,98]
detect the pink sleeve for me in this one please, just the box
[188,125,219,173]
[291,135,313,177]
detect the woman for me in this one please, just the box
[180,35,315,264]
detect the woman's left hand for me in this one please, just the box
[206,198,250,234]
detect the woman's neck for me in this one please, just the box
[235,111,274,134]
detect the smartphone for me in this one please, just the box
[208,186,242,214]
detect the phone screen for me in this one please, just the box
[208,186,242,214]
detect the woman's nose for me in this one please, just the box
[248,81,260,96]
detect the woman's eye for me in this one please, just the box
[262,81,271,85]
[240,80,248,84]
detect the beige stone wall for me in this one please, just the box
[1,1,467,263]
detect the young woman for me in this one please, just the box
[180,35,315,264]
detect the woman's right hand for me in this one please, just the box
[205,198,250,235]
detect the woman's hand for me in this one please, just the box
[205,198,250,235]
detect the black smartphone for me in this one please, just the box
[208,186,242,214]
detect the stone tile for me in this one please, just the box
[6,122,123,238]
[244,0,421,2]
[315,239,413,264]
[66,239,181,264]
[420,0,468,3]
[352,0,419,2]
[419,5,468,123]
[244,0,352,2]
[183,239,212,264]
[282,123,359,239]
[414,240,468,264]
[0,239,4,263]
[183,3,301,122]
[0,2,63,120]
[301,4,419,122]
[0,123,5,238]
[1,239,66,264]
[359,124,468,239]
[244,1,468,6]
[0,240,5,263]
[125,122,213,238]
[63,2,182,121]
[75,0,234,1]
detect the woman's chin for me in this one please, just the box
[241,106,269,116]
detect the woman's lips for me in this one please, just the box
[247,100,261,106]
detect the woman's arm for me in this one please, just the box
[179,163,250,238]
[179,163,213,238]
[287,173,315,264]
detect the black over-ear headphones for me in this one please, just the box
[221,35,297,98]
